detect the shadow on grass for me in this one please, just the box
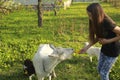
[0,69,28,80]
[0,55,100,80]
[53,55,100,80]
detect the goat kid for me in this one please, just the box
[84,42,101,62]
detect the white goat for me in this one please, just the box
[84,42,101,62]
[32,44,74,80]
[64,0,72,10]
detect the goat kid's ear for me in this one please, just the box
[48,54,59,58]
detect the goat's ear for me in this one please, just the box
[48,54,59,58]
[49,44,56,50]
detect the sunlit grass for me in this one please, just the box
[0,2,120,80]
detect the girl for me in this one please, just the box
[79,3,120,80]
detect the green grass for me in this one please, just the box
[0,2,120,80]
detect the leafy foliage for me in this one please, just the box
[0,0,21,14]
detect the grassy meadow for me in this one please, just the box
[0,2,120,80]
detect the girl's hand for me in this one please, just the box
[78,47,88,54]
[99,38,109,45]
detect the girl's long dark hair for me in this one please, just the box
[86,3,115,43]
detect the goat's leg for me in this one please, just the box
[48,75,52,80]
[29,76,32,80]
[37,74,44,80]
[42,77,44,80]
[90,56,92,62]
[52,69,56,78]
[38,77,44,80]
[29,74,35,80]
[48,70,56,80]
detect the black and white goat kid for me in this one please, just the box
[23,59,35,80]
[23,44,74,80]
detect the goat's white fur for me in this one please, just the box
[64,0,72,10]
[85,42,101,62]
[32,44,73,80]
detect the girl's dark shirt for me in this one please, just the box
[101,17,120,57]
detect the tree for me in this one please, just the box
[113,0,120,7]
[38,0,43,27]
[0,0,21,14]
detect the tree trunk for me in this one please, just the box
[51,3,57,16]
[38,0,42,27]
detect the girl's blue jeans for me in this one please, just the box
[97,52,117,80]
